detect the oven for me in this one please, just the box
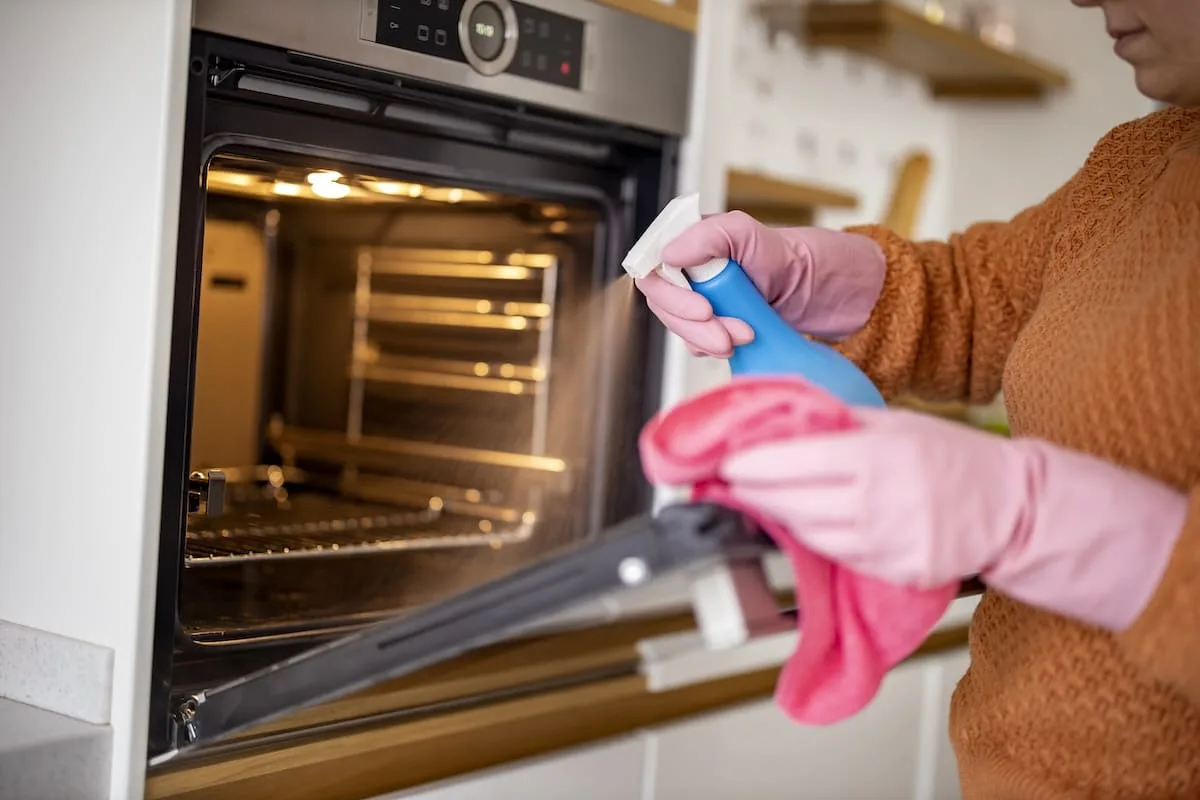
[145,0,750,766]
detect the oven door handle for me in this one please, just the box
[149,502,773,765]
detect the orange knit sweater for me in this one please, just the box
[839,108,1200,798]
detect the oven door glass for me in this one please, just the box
[184,153,630,645]
[159,153,772,761]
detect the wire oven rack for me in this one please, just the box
[183,245,564,567]
[185,499,536,565]
[184,465,539,566]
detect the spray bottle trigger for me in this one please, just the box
[621,193,718,293]
[656,262,691,289]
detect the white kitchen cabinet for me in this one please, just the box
[646,659,935,800]
[925,650,971,800]
[378,736,645,800]
[376,645,970,800]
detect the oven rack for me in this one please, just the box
[269,425,569,475]
[350,352,547,397]
[211,463,514,509]
[183,458,543,566]
[364,292,551,332]
[351,364,544,396]
[185,502,536,566]
[358,248,556,335]
[364,247,557,281]
[348,245,559,458]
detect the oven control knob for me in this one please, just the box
[459,0,519,76]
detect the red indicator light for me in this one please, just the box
[560,62,570,75]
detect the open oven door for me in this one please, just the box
[146,3,768,766]
[149,502,776,765]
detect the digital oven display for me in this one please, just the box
[375,0,585,90]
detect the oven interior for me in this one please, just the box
[180,151,640,651]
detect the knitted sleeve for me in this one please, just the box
[1118,491,1200,707]
[830,180,1074,405]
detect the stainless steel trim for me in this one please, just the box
[459,0,520,77]
[192,0,693,135]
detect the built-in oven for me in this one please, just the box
[147,0,770,769]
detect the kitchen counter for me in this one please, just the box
[0,697,112,800]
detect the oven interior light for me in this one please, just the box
[364,180,428,198]
[206,158,496,206]
[365,181,406,195]
[311,180,352,199]
[209,169,256,187]
[306,170,343,185]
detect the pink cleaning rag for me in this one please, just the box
[639,376,958,724]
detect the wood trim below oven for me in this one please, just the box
[146,615,969,800]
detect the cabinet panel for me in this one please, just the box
[928,651,971,800]
[379,736,644,800]
[647,661,927,800]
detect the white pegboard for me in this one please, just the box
[723,6,954,239]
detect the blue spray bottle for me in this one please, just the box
[623,194,885,407]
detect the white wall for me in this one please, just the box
[725,16,954,239]
[946,0,1157,228]
[0,2,191,798]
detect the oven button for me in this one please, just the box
[468,2,505,61]
[459,0,518,76]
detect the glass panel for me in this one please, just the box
[180,151,630,649]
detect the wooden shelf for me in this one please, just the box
[593,0,698,33]
[764,1,1069,100]
[726,168,859,226]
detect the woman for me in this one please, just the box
[635,0,1200,796]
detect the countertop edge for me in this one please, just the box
[0,698,112,800]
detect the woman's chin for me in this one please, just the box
[1133,65,1200,107]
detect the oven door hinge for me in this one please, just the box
[208,58,245,89]
[165,693,206,754]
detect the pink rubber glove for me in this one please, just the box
[720,407,1188,632]
[635,211,887,357]
[639,377,957,724]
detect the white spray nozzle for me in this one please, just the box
[621,193,727,289]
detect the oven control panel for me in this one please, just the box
[375,0,584,90]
